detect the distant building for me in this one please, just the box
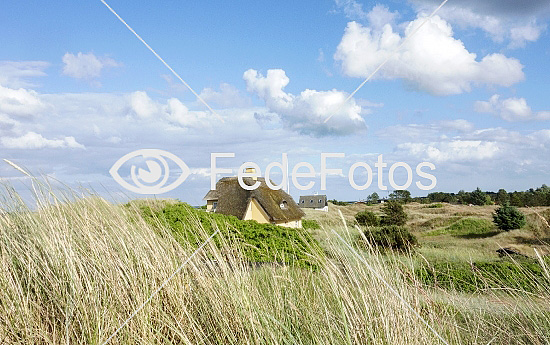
[203,176,304,228]
[299,195,328,212]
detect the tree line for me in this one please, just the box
[424,185,550,207]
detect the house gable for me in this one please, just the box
[243,197,271,223]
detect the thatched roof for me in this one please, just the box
[299,195,328,208]
[203,177,304,222]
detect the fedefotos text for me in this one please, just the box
[211,153,437,192]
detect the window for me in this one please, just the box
[212,201,218,210]
[301,200,304,203]
[319,199,322,203]
[310,199,313,203]
[280,201,288,209]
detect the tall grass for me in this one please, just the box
[0,181,549,344]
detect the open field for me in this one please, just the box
[304,202,550,261]
[1,184,550,344]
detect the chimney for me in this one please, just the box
[245,167,257,181]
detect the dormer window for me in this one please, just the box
[280,200,288,209]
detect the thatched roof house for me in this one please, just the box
[203,177,304,228]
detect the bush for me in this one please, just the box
[380,201,407,226]
[355,210,380,226]
[361,225,417,251]
[135,202,321,268]
[302,219,321,230]
[493,203,526,231]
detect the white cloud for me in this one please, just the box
[129,91,159,119]
[0,114,20,137]
[0,84,46,118]
[509,21,546,48]
[164,98,210,129]
[333,0,369,21]
[62,52,120,82]
[367,4,398,29]
[439,119,475,132]
[198,83,251,108]
[243,68,368,136]
[334,12,525,95]
[1,131,85,149]
[381,120,550,180]
[127,90,212,129]
[474,94,550,121]
[378,120,475,143]
[0,61,50,88]
[397,140,501,163]
[410,0,548,48]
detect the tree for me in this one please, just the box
[366,192,380,204]
[381,201,407,226]
[493,203,526,231]
[457,190,468,204]
[495,189,509,205]
[355,210,380,226]
[389,190,412,203]
[510,192,524,207]
[470,187,489,206]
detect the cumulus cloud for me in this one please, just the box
[243,68,368,136]
[410,0,548,48]
[129,91,159,119]
[509,21,546,48]
[198,83,251,108]
[62,52,120,83]
[0,61,50,88]
[334,0,398,28]
[164,98,210,129]
[333,0,369,21]
[128,90,212,129]
[1,131,85,149]
[0,84,46,118]
[334,12,525,95]
[474,94,550,121]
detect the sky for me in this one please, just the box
[1,0,549,205]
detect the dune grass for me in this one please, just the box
[1,183,550,344]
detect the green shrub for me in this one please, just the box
[134,202,321,268]
[361,225,417,251]
[355,210,380,226]
[380,201,407,226]
[302,219,321,230]
[493,203,526,231]
[424,203,443,209]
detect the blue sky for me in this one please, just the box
[1,0,550,205]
